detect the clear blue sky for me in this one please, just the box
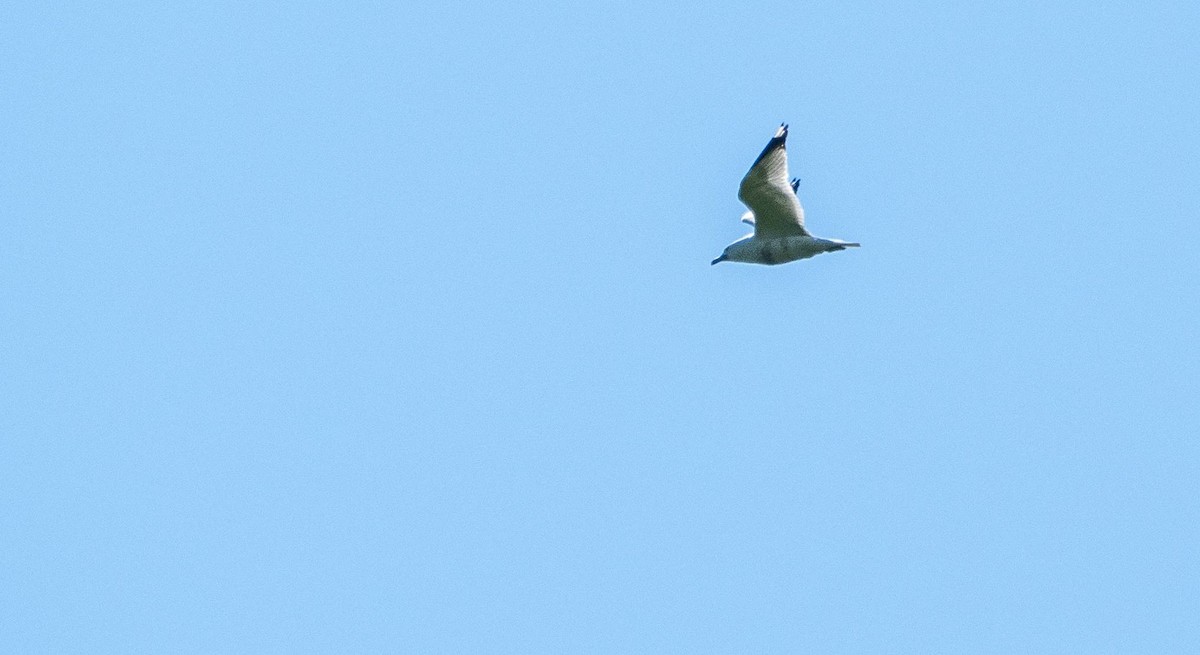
[4,1,1199,651]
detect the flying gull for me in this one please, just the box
[712,124,859,265]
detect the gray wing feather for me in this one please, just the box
[737,124,809,239]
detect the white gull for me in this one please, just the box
[712,124,859,266]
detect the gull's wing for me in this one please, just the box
[742,178,799,226]
[737,124,808,238]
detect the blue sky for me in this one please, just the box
[3,1,1199,651]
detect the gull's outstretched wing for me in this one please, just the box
[742,178,800,226]
[737,124,808,239]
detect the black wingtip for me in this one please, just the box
[749,123,789,169]
[790,177,800,193]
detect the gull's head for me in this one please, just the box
[712,237,753,265]
[712,236,754,265]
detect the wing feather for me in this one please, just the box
[737,124,808,239]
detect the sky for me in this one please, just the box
[3,1,1199,652]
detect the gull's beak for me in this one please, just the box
[711,254,727,265]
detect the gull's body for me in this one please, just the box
[712,124,859,266]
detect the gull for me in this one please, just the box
[712,124,860,265]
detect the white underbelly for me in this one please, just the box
[763,236,823,264]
